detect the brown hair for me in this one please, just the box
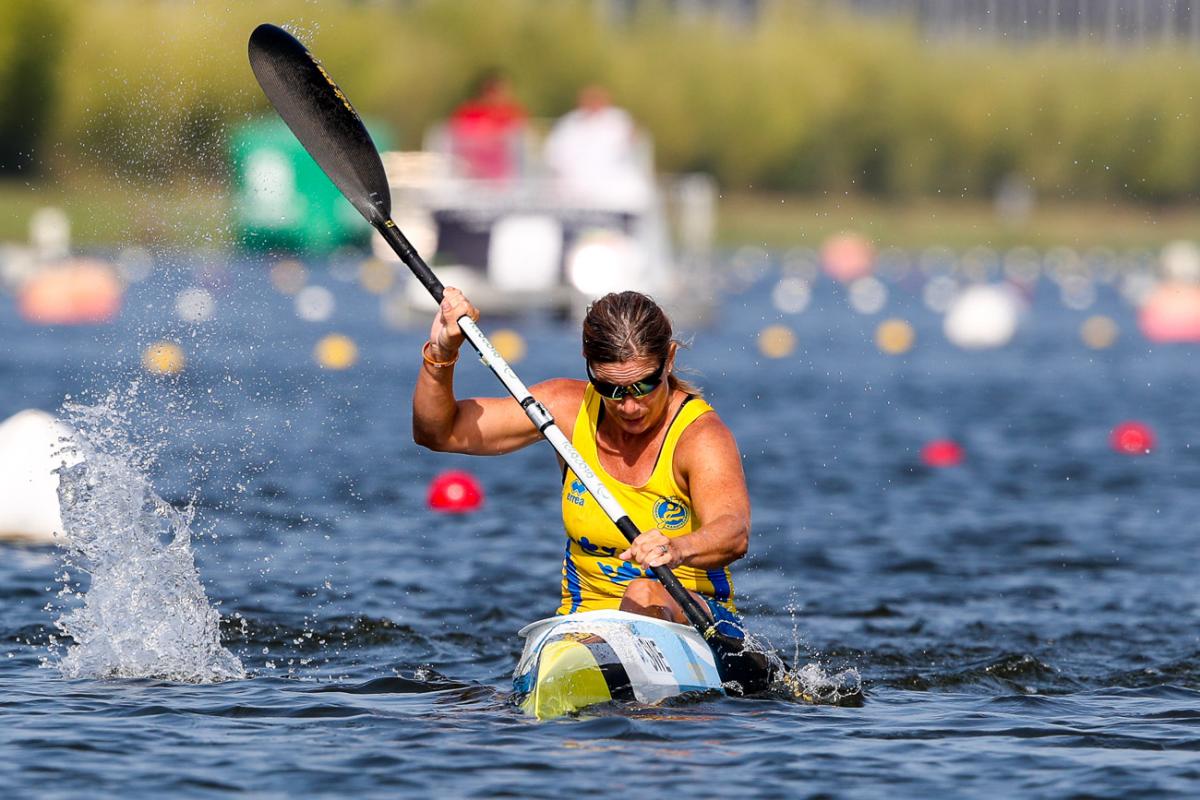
[582,291,702,396]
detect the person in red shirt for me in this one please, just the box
[448,69,527,180]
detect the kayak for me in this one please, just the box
[512,610,725,719]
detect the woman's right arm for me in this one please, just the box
[412,287,581,455]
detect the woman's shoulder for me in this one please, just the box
[531,378,588,420]
[670,400,741,492]
[674,401,737,457]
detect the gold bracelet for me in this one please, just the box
[422,340,459,368]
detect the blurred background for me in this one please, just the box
[3,0,1199,338]
[1,3,1199,793]
[3,0,1200,251]
[3,0,1200,590]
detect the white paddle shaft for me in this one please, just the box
[457,315,630,525]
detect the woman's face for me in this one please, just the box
[590,349,674,436]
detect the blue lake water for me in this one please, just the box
[1,252,1197,797]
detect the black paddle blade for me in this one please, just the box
[709,633,865,707]
[248,23,391,225]
[709,632,777,696]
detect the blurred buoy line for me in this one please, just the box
[737,234,1200,351]
[3,204,1199,355]
[2,218,1194,486]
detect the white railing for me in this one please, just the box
[846,0,1200,47]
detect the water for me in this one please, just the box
[1,255,1198,797]
[52,389,244,683]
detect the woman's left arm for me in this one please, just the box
[671,414,751,569]
[622,413,751,570]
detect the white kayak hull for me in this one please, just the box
[512,609,724,720]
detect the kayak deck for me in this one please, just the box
[512,610,724,720]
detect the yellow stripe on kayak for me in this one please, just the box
[520,639,613,720]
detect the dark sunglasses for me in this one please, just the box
[587,359,666,400]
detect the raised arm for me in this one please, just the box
[412,287,582,455]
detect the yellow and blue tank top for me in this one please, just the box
[557,384,736,616]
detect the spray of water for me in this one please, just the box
[766,603,864,706]
[48,388,244,683]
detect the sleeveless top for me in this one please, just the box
[557,384,737,616]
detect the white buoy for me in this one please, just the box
[1161,240,1200,282]
[175,287,216,324]
[1120,271,1158,306]
[1059,274,1096,310]
[943,284,1022,349]
[771,276,811,314]
[115,246,155,283]
[923,275,959,313]
[0,410,80,544]
[295,285,335,322]
[30,207,70,262]
[848,276,887,315]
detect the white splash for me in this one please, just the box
[49,391,244,682]
[778,660,863,706]
[775,602,863,705]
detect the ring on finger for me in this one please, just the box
[658,544,669,555]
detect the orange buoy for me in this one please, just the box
[1138,282,1200,343]
[427,470,484,513]
[820,232,875,283]
[314,334,358,370]
[142,342,186,375]
[921,439,964,468]
[1110,421,1154,456]
[1080,315,1118,350]
[876,318,915,355]
[757,324,797,359]
[489,329,527,363]
[17,259,122,325]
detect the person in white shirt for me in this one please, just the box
[543,85,651,210]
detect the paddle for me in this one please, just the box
[247,22,777,695]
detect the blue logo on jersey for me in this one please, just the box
[567,479,588,507]
[578,536,619,558]
[599,561,648,585]
[653,496,690,531]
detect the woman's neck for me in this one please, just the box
[597,390,678,457]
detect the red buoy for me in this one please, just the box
[921,439,964,468]
[427,470,484,513]
[1110,421,1155,456]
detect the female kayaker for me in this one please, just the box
[412,287,749,637]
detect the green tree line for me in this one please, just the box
[3,0,1199,202]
